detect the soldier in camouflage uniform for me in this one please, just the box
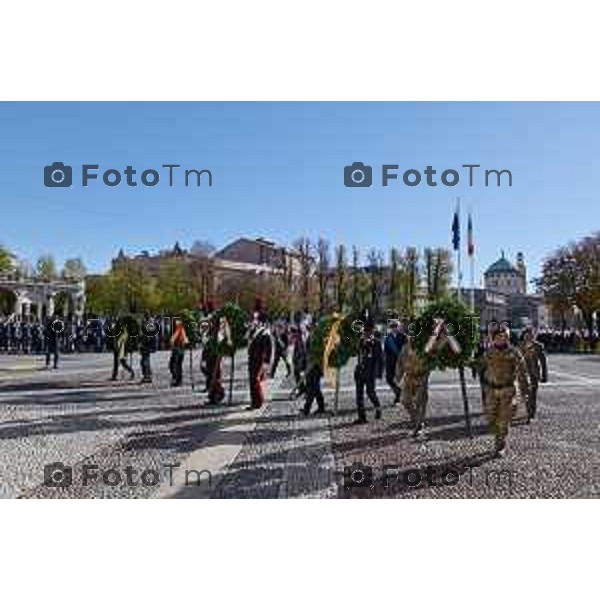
[518,327,548,423]
[399,336,430,438]
[481,329,530,457]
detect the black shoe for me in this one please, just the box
[352,417,368,425]
[494,438,506,458]
[299,407,310,416]
[314,408,329,415]
[246,405,260,411]
[412,423,426,439]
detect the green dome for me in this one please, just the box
[485,253,519,275]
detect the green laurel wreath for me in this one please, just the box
[202,302,248,357]
[309,312,362,369]
[412,296,479,371]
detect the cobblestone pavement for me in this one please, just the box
[1,351,598,498]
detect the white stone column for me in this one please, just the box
[13,290,24,316]
[47,294,55,317]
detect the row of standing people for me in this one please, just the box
[289,318,548,458]
[104,312,550,458]
[109,313,276,414]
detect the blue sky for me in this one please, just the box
[1,102,599,285]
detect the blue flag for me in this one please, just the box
[452,210,460,251]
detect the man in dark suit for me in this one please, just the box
[384,320,406,404]
[44,317,60,369]
[354,319,383,424]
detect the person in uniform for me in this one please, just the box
[270,323,291,378]
[0,317,7,353]
[384,319,406,404]
[353,319,383,424]
[111,320,135,381]
[20,319,31,354]
[246,313,272,410]
[31,319,43,354]
[11,318,21,354]
[169,320,189,387]
[44,317,60,369]
[289,325,307,398]
[199,313,217,394]
[399,335,430,438]
[298,328,328,415]
[481,328,530,457]
[518,327,548,423]
[299,360,326,415]
[205,315,227,405]
[139,313,157,384]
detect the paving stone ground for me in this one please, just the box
[0,351,598,498]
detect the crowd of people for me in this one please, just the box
[0,308,586,458]
[535,328,598,353]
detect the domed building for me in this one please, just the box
[479,250,548,329]
[484,251,526,295]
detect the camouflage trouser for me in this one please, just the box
[402,372,429,428]
[527,379,539,419]
[484,386,516,442]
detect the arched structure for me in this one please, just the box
[0,276,85,318]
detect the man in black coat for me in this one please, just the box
[247,314,272,410]
[139,313,158,384]
[270,324,291,378]
[44,317,60,369]
[354,320,383,424]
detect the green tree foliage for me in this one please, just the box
[0,245,13,273]
[537,232,600,342]
[424,247,453,301]
[86,262,157,315]
[36,254,58,281]
[401,247,420,317]
[156,258,199,314]
[62,257,87,281]
[334,244,348,312]
[317,238,330,315]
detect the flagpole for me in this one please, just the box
[456,197,462,300]
[468,208,475,313]
[470,252,475,312]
